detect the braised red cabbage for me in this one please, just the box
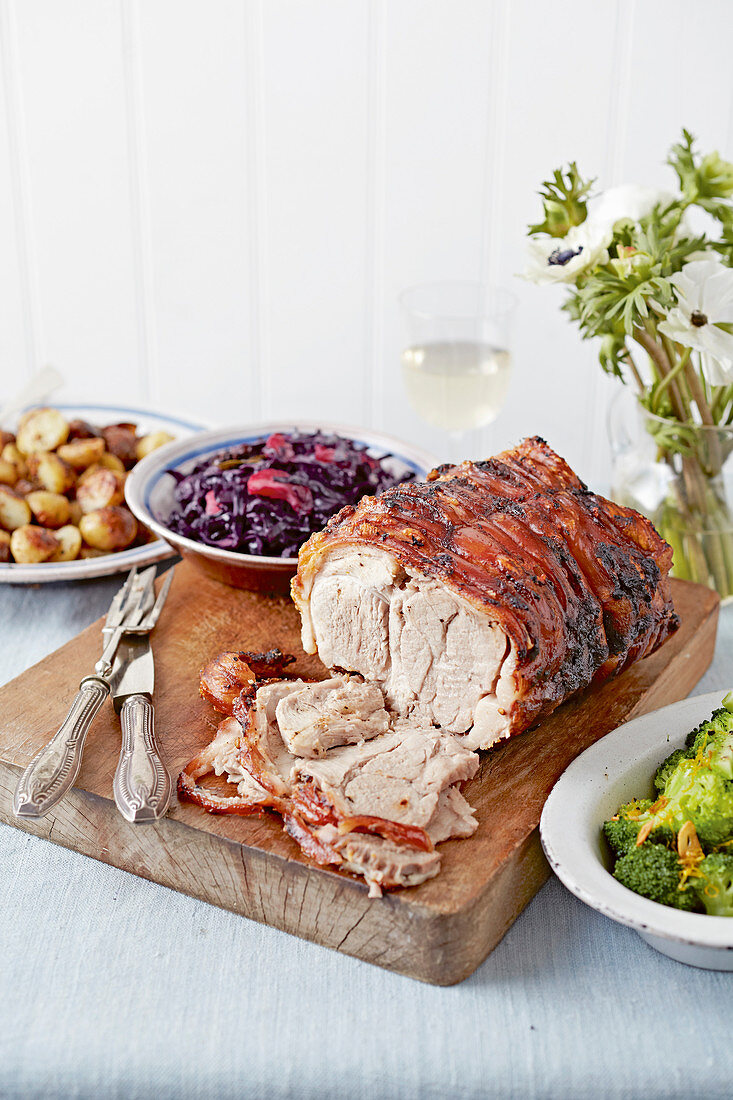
[163,431,417,558]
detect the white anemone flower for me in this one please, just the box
[587,185,674,234]
[658,259,733,385]
[523,222,611,285]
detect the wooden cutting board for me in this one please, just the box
[0,562,719,984]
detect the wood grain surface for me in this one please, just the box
[0,563,720,984]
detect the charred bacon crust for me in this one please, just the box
[176,769,271,817]
[176,715,280,816]
[239,649,296,678]
[199,648,296,715]
[294,437,678,736]
[232,678,296,804]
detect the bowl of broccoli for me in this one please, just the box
[540,691,733,970]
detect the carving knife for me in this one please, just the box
[109,631,172,824]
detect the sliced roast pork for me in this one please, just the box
[292,437,678,749]
[291,723,477,837]
[285,721,479,894]
[275,677,390,756]
[179,665,478,894]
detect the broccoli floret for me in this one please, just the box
[603,799,672,856]
[694,853,733,917]
[684,692,733,780]
[659,762,733,848]
[602,695,733,909]
[613,844,700,910]
[654,748,690,794]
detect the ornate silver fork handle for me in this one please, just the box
[112,695,172,824]
[13,676,110,818]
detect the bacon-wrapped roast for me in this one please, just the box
[292,437,678,748]
[180,439,678,896]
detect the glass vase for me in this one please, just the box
[609,389,733,602]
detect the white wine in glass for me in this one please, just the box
[401,340,511,431]
[399,283,516,459]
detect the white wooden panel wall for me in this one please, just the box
[2,0,733,485]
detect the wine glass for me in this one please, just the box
[399,282,516,461]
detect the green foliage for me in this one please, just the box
[613,844,699,910]
[527,162,594,238]
[597,331,628,381]
[694,853,733,916]
[528,130,733,408]
[572,216,703,342]
[639,409,700,457]
[668,129,733,206]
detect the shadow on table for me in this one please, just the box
[465,875,647,989]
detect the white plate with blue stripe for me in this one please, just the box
[0,404,205,584]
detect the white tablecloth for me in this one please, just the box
[2,571,732,1100]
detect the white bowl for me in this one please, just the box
[540,691,733,970]
[0,403,205,584]
[124,421,435,594]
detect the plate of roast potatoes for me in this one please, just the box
[0,404,203,582]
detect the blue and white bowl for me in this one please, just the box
[124,421,435,594]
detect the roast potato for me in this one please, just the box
[49,524,82,562]
[1,443,27,479]
[4,405,174,566]
[27,452,76,494]
[10,524,59,563]
[102,424,138,468]
[16,407,69,455]
[0,486,32,531]
[67,419,103,441]
[56,437,106,470]
[26,490,71,529]
[76,468,125,514]
[78,453,125,481]
[0,459,18,487]
[13,477,37,496]
[79,506,137,551]
[136,431,174,460]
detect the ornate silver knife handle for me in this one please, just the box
[113,694,172,824]
[13,676,110,818]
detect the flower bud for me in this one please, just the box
[698,151,733,199]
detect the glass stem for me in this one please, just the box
[446,430,469,467]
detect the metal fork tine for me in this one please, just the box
[123,566,158,628]
[143,569,174,629]
[105,567,138,629]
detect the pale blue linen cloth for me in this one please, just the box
[2,574,732,1100]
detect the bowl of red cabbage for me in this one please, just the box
[124,422,434,593]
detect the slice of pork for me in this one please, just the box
[317,825,442,896]
[177,716,275,815]
[234,679,310,797]
[275,677,389,757]
[427,786,478,843]
[299,546,517,748]
[225,678,479,889]
[294,722,478,832]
